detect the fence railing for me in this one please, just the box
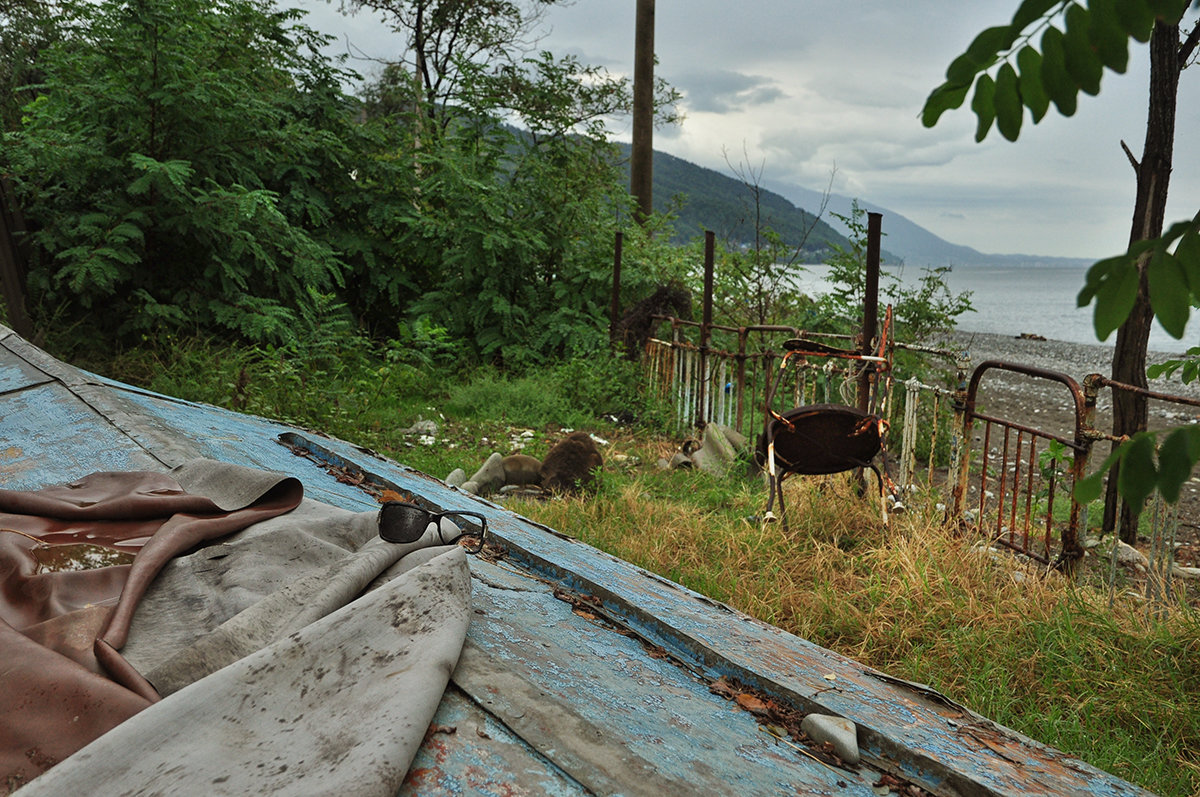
[643,315,1200,583]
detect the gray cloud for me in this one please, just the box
[670,69,787,113]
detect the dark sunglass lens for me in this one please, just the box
[379,502,434,543]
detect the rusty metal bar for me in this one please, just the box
[979,422,992,522]
[641,317,1200,575]
[968,361,1089,433]
[1045,455,1058,558]
[927,392,941,486]
[735,328,748,432]
[1023,436,1037,547]
[950,359,972,518]
[697,231,715,427]
[997,426,1011,540]
[899,379,919,489]
[960,360,1093,568]
[1007,429,1021,544]
[643,314,967,469]
[1088,373,1200,408]
[969,411,1083,451]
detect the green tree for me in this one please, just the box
[812,202,974,343]
[2,0,368,343]
[711,152,832,329]
[344,0,555,135]
[349,2,682,364]
[0,0,64,132]
[922,0,1200,538]
[375,78,654,363]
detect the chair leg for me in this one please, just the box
[763,437,780,524]
[778,477,790,532]
[868,464,889,528]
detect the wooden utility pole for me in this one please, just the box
[630,0,654,224]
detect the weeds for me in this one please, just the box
[517,473,1200,796]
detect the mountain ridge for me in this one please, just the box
[625,142,1094,269]
[761,178,1095,269]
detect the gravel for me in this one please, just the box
[930,329,1200,402]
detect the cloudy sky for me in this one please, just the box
[295,0,1198,260]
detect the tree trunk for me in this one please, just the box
[1103,20,1179,543]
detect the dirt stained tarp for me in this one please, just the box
[1,459,470,795]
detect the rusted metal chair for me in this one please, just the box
[757,322,898,528]
[757,403,896,529]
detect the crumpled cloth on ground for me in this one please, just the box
[1,459,470,796]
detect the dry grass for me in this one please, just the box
[512,465,1200,797]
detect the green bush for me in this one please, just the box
[4,0,364,343]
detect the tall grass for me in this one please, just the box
[75,336,1200,797]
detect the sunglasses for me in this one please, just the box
[378,501,488,554]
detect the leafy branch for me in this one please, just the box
[1077,211,1200,341]
[1076,425,1200,512]
[921,0,1194,142]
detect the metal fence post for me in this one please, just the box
[856,212,882,414]
[697,231,714,427]
[949,355,972,518]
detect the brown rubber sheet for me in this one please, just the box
[1,464,302,789]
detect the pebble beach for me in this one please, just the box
[942,329,1198,391]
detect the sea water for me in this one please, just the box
[791,263,1199,354]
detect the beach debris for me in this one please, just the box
[502,454,542,486]
[659,424,748,476]
[403,418,439,436]
[445,468,467,488]
[462,452,506,496]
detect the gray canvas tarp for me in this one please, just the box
[2,459,471,795]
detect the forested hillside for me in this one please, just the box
[645,148,844,255]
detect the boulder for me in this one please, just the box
[502,454,542,486]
